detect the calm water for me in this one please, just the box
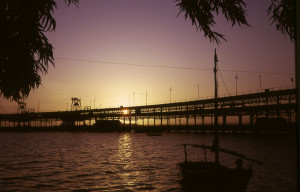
[0,132,297,192]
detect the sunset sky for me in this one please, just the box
[1,0,295,114]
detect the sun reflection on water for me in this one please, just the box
[117,133,139,188]
[118,133,132,160]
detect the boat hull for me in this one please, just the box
[147,132,162,136]
[178,161,252,192]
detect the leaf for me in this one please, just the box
[175,0,249,44]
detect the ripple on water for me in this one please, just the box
[0,132,297,192]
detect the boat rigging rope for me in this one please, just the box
[217,64,230,95]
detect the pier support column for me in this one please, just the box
[129,117,131,128]
[276,96,280,118]
[223,115,226,126]
[266,95,269,119]
[174,117,176,126]
[223,115,226,132]
[186,116,189,132]
[239,115,242,125]
[250,114,254,131]
[179,116,181,126]
[186,116,188,127]
[238,115,242,132]
[194,116,197,131]
[135,116,137,127]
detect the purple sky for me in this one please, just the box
[1,0,295,113]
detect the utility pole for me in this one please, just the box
[37,102,40,112]
[94,97,95,109]
[128,94,130,107]
[214,48,219,165]
[259,74,262,90]
[198,84,199,100]
[235,74,238,95]
[169,86,172,103]
[133,92,135,106]
[0,101,3,114]
[146,91,148,105]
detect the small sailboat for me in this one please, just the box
[178,49,262,192]
[147,132,163,136]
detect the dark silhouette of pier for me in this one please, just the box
[0,88,296,133]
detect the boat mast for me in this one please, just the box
[214,49,219,165]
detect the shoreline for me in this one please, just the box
[0,124,296,134]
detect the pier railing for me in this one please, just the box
[0,88,297,131]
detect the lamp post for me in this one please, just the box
[198,84,199,100]
[169,86,172,103]
[133,92,135,106]
[146,91,148,105]
[259,75,262,90]
[128,94,130,107]
[235,74,238,95]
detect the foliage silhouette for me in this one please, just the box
[176,0,295,44]
[176,0,250,44]
[0,0,295,102]
[267,0,295,42]
[0,0,78,101]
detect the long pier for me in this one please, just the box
[0,88,297,132]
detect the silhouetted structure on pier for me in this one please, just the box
[0,88,296,133]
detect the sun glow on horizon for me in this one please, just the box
[123,109,129,115]
[0,0,295,115]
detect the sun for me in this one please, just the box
[123,109,128,115]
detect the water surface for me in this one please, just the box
[0,132,297,191]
